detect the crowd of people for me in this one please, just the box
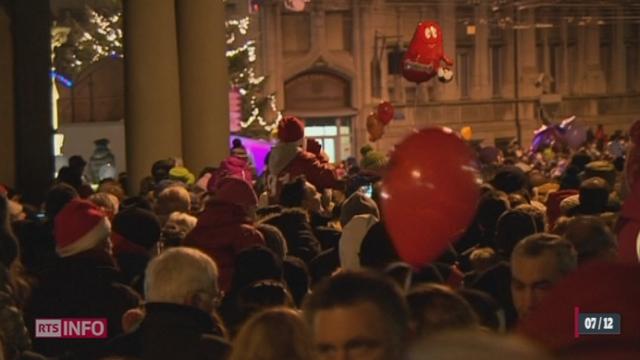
[0,115,639,360]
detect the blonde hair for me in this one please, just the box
[89,193,120,218]
[162,211,198,247]
[229,308,316,360]
[154,186,191,223]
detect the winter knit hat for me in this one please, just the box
[54,199,111,257]
[112,207,161,250]
[340,191,380,227]
[360,145,388,172]
[213,177,258,208]
[277,116,305,143]
[169,166,196,185]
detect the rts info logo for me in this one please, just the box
[35,319,108,338]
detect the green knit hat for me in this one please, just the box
[360,145,388,171]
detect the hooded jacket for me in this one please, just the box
[266,142,339,204]
[183,201,264,291]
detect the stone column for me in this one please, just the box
[518,9,539,97]
[12,0,53,204]
[437,0,460,100]
[610,7,626,94]
[176,0,229,174]
[0,5,15,187]
[124,0,183,194]
[471,0,491,99]
[582,13,606,94]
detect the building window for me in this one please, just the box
[282,12,310,55]
[457,50,472,99]
[490,46,502,98]
[326,11,352,52]
[305,118,353,163]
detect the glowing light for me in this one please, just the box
[51,71,73,88]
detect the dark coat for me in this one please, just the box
[24,250,140,357]
[183,201,265,292]
[263,208,322,263]
[98,302,230,360]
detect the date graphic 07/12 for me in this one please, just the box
[574,307,621,338]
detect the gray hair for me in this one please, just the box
[145,247,218,303]
[512,233,578,275]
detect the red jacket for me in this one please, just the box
[183,202,264,291]
[266,143,339,203]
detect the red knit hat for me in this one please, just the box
[54,199,111,257]
[277,116,305,143]
[214,177,258,208]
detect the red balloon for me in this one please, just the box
[382,128,480,268]
[377,101,394,125]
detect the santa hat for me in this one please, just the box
[54,199,111,257]
[213,177,258,208]
[277,116,305,143]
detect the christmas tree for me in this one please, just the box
[53,5,123,78]
[226,16,281,139]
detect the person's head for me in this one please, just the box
[97,179,126,201]
[279,177,315,210]
[407,284,479,338]
[54,199,112,257]
[256,223,288,259]
[359,222,400,270]
[112,207,161,251]
[577,177,609,214]
[212,177,258,219]
[0,195,19,268]
[277,116,305,145]
[232,138,243,149]
[495,209,538,258]
[514,203,546,233]
[89,192,120,219]
[469,247,498,273]
[45,183,79,220]
[145,247,220,313]
[234,280,295,328]
[69,155,87,171]
[457,289,504,332]
[229,307,316,360]
[283,256,311,307]
[231,245,283,293]
[303,270,410,360]
[562,216,618,264]
[161,211,198,248]
[476,191,510,238]
[151,158,176,183]
[491,166,529,194]
[510,233,577,318]
[339,191,380,227]
[154,186,191,220]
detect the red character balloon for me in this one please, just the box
[402,21,454,84]
[382,128,480,268]
[366,113,385,142]
[377,101,394,125]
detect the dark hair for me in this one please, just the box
[0,196,19,268]
[407,284,479,337]
[231,245,283,293]
[279,177,306,208]
[495,209,538,259]
[563,216,617,264]
[283,256,310,307]
[303,270,409,352]
[45,183,79,220]
[512,233,577,276]
[232,139,243,149]
[477,191,510,240]
[256,224,287,259]
[359,221,400,270]
[457,288,503,331]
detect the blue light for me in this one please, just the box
[51,71,73,88]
